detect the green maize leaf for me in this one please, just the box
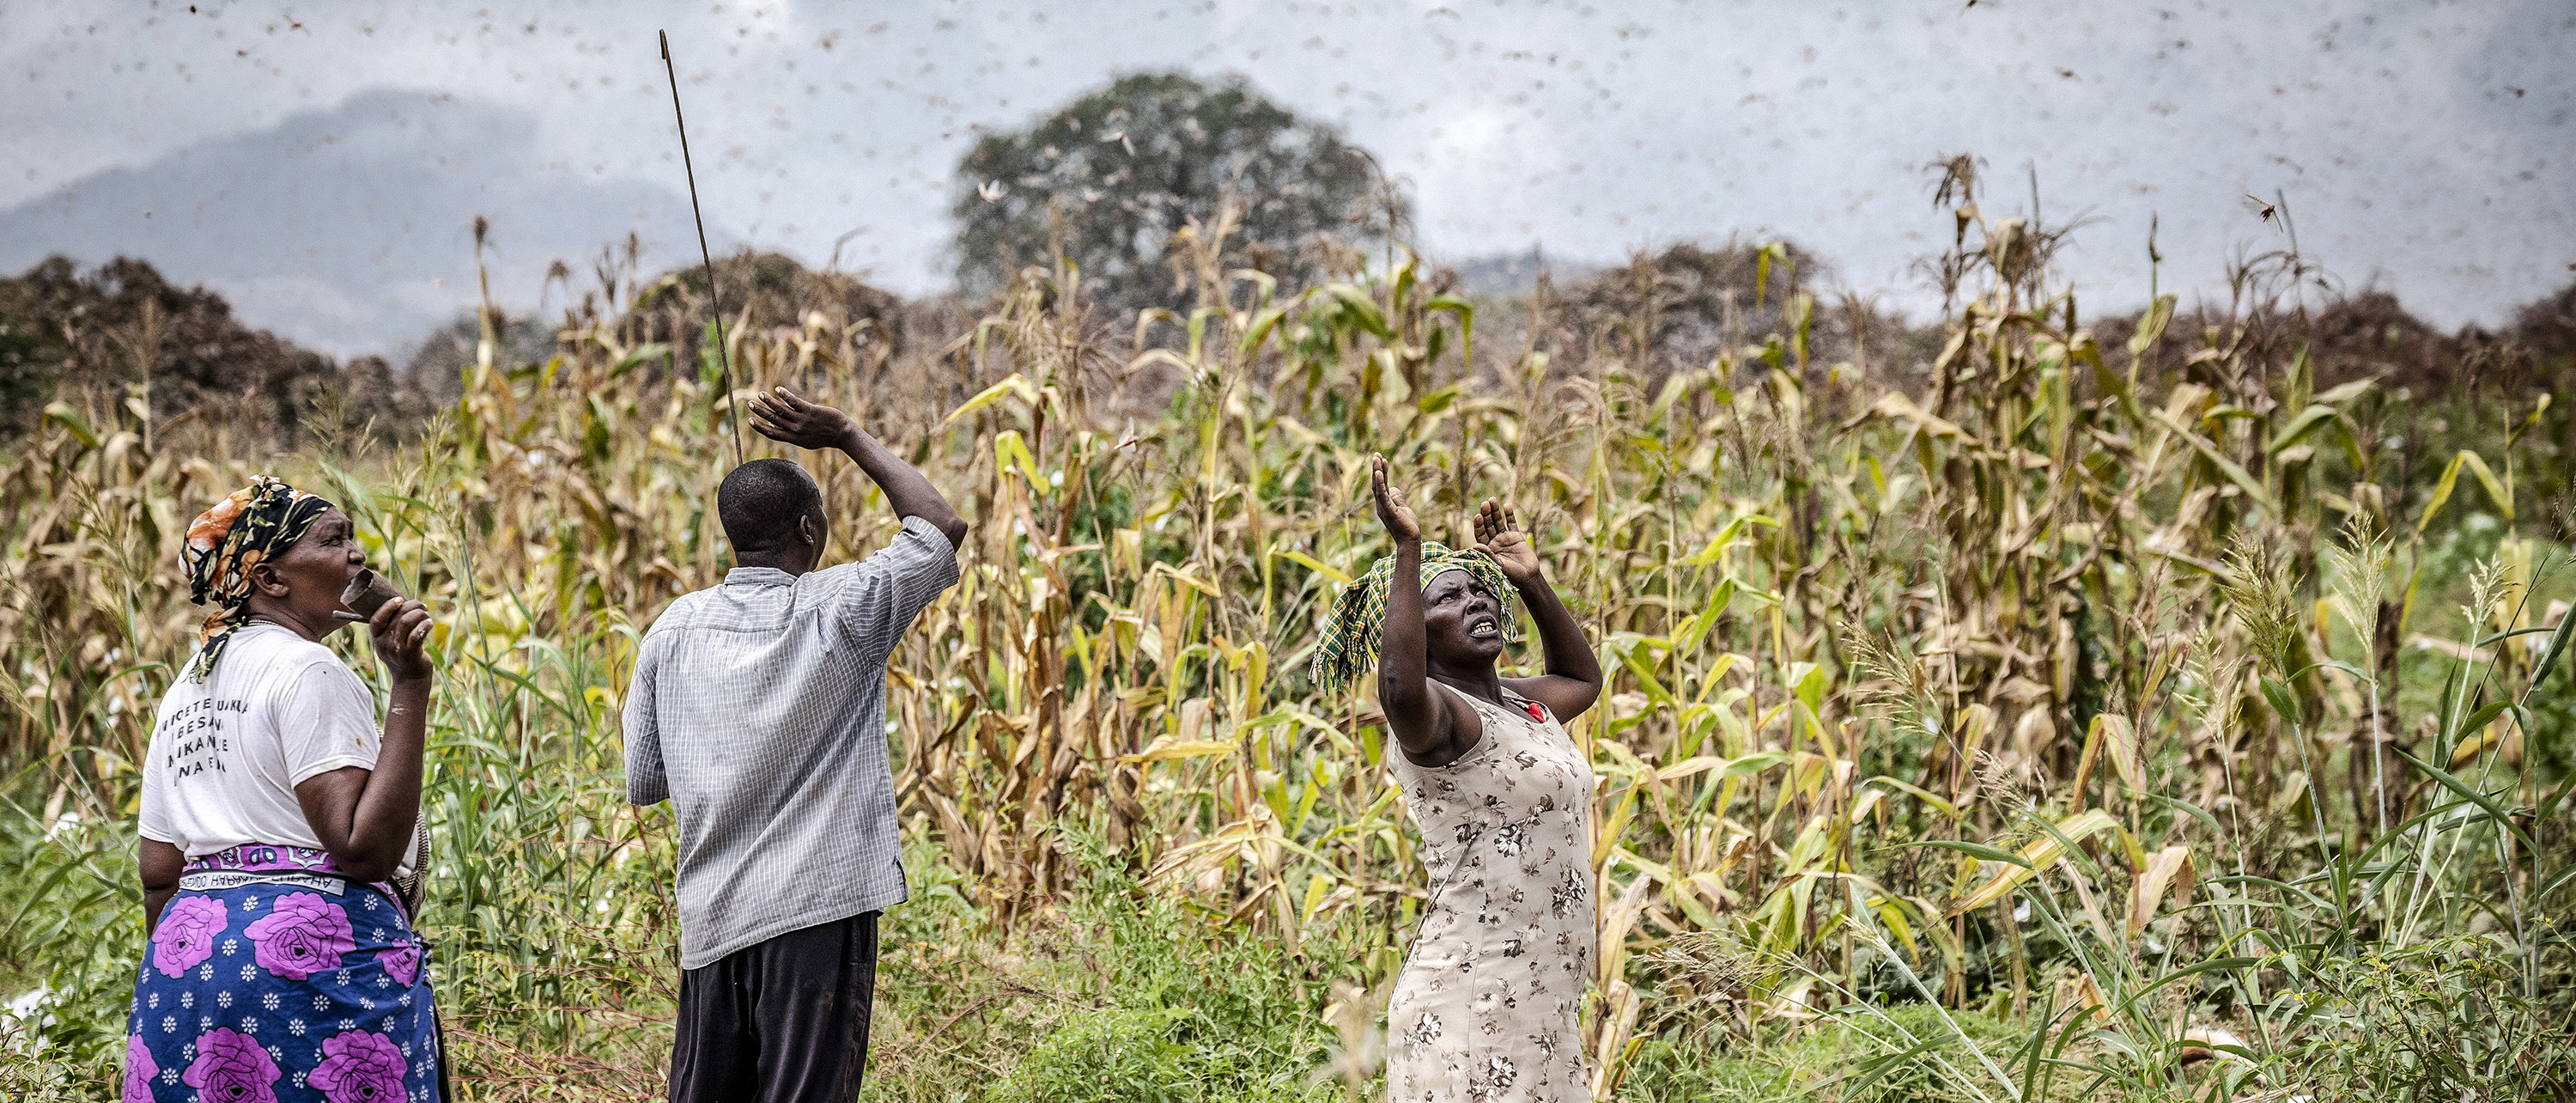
[2266,404,2342,454]
[41,401,98,448]
[1898,838,2030,868]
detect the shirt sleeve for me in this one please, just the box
[834,515,963,661]
[138,739,180,847]
[278,661,382,786]
[623,631,669,806]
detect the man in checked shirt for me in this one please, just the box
[623,386,969,1103]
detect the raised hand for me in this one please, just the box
[1371,454,1421,544]
[749,387,861,452]
[1473,497,1541,584]
[368,598,435,684]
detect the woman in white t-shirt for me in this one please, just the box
[123,476,444,1103]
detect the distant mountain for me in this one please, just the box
[0,88,720,359]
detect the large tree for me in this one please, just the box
[951,71,1400,316]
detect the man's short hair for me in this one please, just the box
[717,459,823,553]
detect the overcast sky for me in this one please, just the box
[3,0,2569,358]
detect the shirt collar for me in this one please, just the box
[722,567,797,587]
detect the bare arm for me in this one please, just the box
[294,599,434,883]
[751,387,970,547]
[1477,499,1603,721]
[140,838,184,937]
[1370,455,1474,764]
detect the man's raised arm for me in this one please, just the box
[748,387,969,547]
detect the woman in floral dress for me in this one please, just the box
[1312,456,1605,1102]
[125,477,444,1103]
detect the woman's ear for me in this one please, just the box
[247,558,292,599]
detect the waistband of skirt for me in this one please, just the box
[185,844,347,875]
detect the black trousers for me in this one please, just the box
[670,911,879,1103]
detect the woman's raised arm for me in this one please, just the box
[1370,455,1460,760]
[294,597,434,883]
[1476,498,1603,721]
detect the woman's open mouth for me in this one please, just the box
[1469,617,1499,638]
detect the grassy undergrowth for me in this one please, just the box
[13,800,2568,1100]
[1,807,2053,1103]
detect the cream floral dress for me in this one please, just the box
[1385,683,1595,1102]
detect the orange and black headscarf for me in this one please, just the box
[181,476,335,680]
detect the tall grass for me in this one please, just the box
[3,168,2571,1100]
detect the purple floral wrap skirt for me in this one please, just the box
[124,844,441,1103]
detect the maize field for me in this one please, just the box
[3,171,2573,1100]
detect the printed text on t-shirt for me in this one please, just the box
[156,696,248,777]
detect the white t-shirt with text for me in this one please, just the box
[139,623,382,859]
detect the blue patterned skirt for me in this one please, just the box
[123,844,443,1103]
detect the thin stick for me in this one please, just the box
[659,29,744,464]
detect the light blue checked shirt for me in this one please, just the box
[623,516,958,968]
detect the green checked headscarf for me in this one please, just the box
[1311,542,1521,694]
